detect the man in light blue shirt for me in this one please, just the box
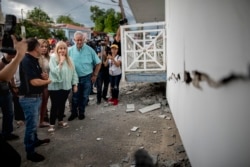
[68,31,101,121]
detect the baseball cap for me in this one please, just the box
[111,44,118,49]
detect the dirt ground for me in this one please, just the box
[3,82,191,167]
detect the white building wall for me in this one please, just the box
[166,0,250,167]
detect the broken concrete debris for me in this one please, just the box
[159,114,166,119]
[109,164,121,167]
[166,116,171,120]
[96,137,103,141]
[139,103,161,114]
[174,145,186,153]
[131,126,139,132]
[126,104,135,112]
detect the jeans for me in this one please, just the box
[19,96,41,155]
[0,91,14,136]
[49,90,70,125]
[96,71,109,102]
[72,74,92,116]
[109,74,122,99]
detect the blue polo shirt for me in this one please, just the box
[68,44,101,77]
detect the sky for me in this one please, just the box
[1,0,135,27]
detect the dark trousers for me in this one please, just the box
[49,90,70,125]
[109,74,122,99]
[10,87,25,121]
[96,71,109,102]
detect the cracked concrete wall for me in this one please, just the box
[166,0,250,167]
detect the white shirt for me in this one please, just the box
[108,55,122,76]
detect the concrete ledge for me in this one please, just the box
[125,71,167,82]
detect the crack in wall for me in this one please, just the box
[168,64,250,90]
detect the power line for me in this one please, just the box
[89,0,130,9]
[89,0,119,6]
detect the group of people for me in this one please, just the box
[0,27,122,165]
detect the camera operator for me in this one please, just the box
[96,35,111,104]
[0,37,27,81]
[0,35,27,167]
[112,18,128,56]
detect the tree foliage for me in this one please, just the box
[56,15,82,26]
[51,29,68,41]
[90,6,122,33]
[16,7,68,40]
[26,7,54,23]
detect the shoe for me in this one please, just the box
[27,152,45,162]
[48,125,55,133]
[34,138,50,147]
[68,114,78,121]
[113,99,118,106]
[78,114,85,120]
[58,121,69,128]
[3,133,19,141]
[97,101,101,105]
[93,87,97,93]
[39,122,50,128]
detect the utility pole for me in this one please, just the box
[21,9,24,22]
[111,0,126,19]
[118,0,126,19]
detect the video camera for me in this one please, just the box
[0,14,21,55]
[119,18,128,25]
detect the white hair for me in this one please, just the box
[74,31,85,39]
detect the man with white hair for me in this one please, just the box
[68,31,101,121]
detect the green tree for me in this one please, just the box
[90,6,122,33]
[15,7,67,40]
[16,7,54,38]
[56,15,82,26]
[27,7,54,23]
[51,29,67,41]
[16,19,51,39]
